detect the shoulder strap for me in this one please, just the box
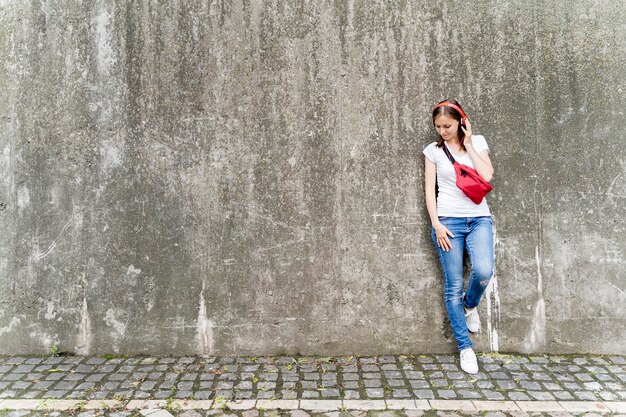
[441,144,456,164]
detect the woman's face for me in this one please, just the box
[434,114,460,141]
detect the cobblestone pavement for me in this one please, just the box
[0,354,624,416]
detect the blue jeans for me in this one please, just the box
[431,216,494,351]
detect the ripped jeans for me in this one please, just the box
[432,216,494,351]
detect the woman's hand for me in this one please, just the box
[434,222,455,252]
[461,118,473,146]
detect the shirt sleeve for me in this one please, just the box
[423,142,437,162]
[472,135,489,154]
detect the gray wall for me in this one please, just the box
[1,0,624,356]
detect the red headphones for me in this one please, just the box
[433,102,467,125]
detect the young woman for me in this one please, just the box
[423,100,494,374]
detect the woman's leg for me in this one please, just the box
[432,217,472,351]
[464,216,494,309]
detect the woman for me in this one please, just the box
[423,99,494,374]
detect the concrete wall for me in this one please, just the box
[0,0,624,356]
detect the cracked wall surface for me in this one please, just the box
[0,0,624,355]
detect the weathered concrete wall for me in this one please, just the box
[0,0,624,355]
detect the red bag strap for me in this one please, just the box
[441,144,456,165]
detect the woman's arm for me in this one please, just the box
[462,120,494,182]
[425,157,454,251]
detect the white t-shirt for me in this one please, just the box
[423,135,491,217]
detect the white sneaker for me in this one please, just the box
[465,305,480,333]
[460,348,478,374]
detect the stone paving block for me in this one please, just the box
[365,388,384,398]
[476,380,494,389]
[574,391,599,400]
[0,399,41,409]
[193,391,212,400]
[67,391,88,399]
[11,381,31,390]
[413,389,434,399]
[234,391,254,399]
[343,391,360,400]
[257,399,299,409]
[458,390,481,399]
[389,399,430,410]
[404,371,424,379]
[585,381,603,391]
[599,391,619,401]
[437,390,456,399]
[21,391,41,399]
[47,399,83,410]
[409,380,429,389]
[84,399,123,409]
[472,400,520,411]
[90,391,109,399]
[528,390,556,401]
[481,390,505,400]
[447,372,465,380]
[430,379,447,388]
[520,381,541,390]
[281,390,297,399]
[604,401,626,412]
[554,391,575,400]
[174,390,194,399]
[54,381,77,390]
[44,372,65,381]
[343,400,386,410]
[139,409,175,417]
[558,401,611,413]
[321,389,340,397]
[507,391,531,401]
[387,379,406,387]
[515,400,564,412]
[127,400,167,409]
[496,380,516,390]
[13,365,35,374]
[255,390,275,399]
[299,399,342,411]
[0,390,17,399]
[429,399,476,411]
[392,389,411,398]
[61,374,86,382]
[43,390,67,398]
[223,400,256,409]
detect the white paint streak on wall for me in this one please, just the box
[126,265,141,286]
[75,297,92,355]
[92,8,114,76]
[35,214,75,260]
[17,185,29,209]
[196,281,214,354]
[0,317,20,336]
[44,301,56,320]
[526,245,547,351]
[485,224,500,352]
[104,309,127,352]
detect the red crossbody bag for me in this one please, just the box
[442,144,493,204]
